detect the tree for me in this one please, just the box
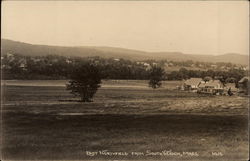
[203,76,212,82]
[66,63,102,102]
[225,77,236,83]
[148,66,165,89]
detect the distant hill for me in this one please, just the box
[1,39,248,65]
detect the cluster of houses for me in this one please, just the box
[180,77,249,95]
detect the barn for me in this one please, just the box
[238,76,249,95]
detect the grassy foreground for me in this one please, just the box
[1,80,249,160]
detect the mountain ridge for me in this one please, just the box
[1,39,248,65]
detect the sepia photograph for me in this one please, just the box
[1,1,249,161]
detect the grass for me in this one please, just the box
[1,80,249,160]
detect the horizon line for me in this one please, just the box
[1,38,247,56]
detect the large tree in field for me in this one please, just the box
[148,66,165,89]
[66,63,102,102]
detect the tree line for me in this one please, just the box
[2,54,247,83]
[167,67,246,83]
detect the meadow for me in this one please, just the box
[1,80,249,160]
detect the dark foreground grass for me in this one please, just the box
[2,113,248,160]
[1,81,249,160]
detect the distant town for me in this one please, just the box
[2,52,248,80]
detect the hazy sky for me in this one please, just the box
[2,1,249,55]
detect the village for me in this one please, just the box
[180,77,249,96]
[2,1,249,160]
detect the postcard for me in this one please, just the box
[1,1,249,161]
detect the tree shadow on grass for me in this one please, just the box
[58,99,93,103]
[58,99,80,102]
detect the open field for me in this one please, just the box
[1,80,249,160]
[2,79,182,89]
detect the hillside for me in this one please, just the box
[1,39,149,60]
[1,39,248,65]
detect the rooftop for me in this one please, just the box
[199,80,223,88]
[184,78,202,86]
[239,76,250,83]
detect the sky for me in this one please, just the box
[1,1,249,55]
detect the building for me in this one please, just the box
[183,78,203,91]
[238,76,249,95]
[225,83,238,94]
[198,80,224,95]
[18,58,27,70]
